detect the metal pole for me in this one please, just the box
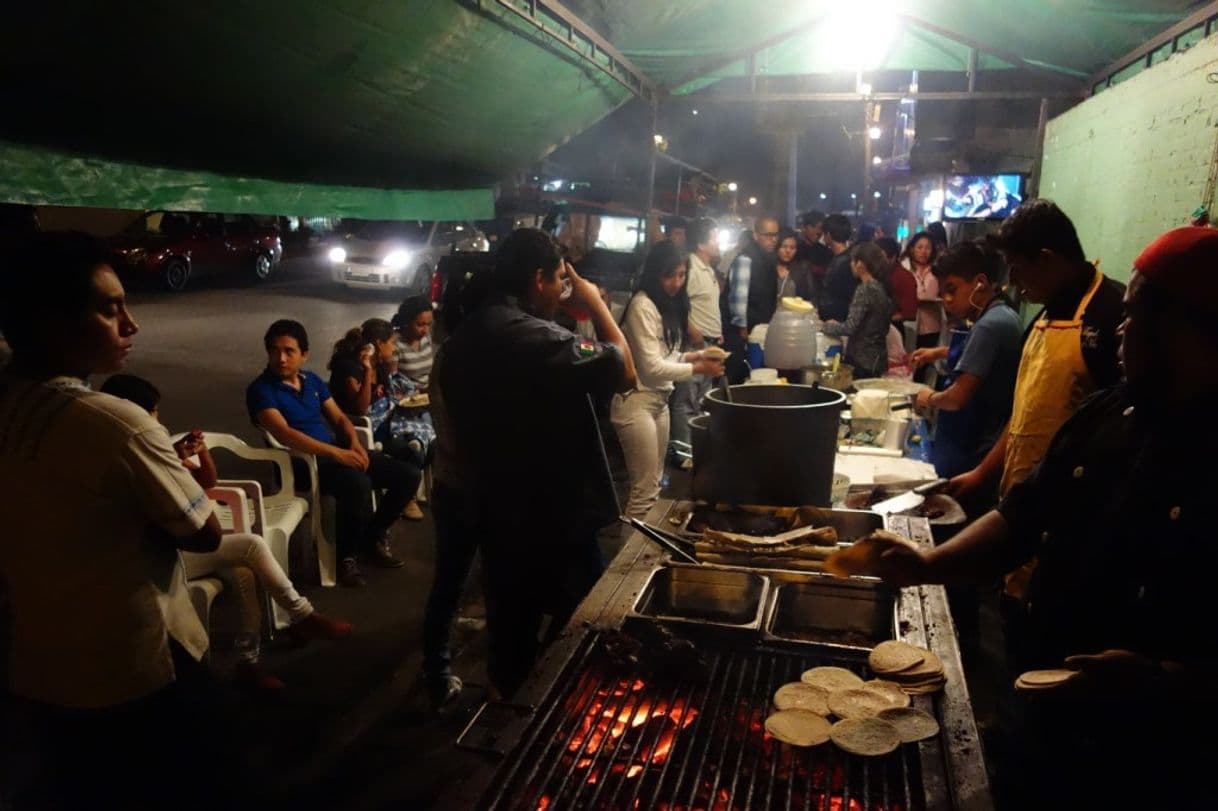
[786,134,798,226]
[675,168,683,217]
[967,48,978,93]
[1029,97,1049,197]
[645,98,658,240]
[863,102,874,216]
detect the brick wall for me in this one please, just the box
[1040,34,1218,284]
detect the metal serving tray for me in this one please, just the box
[630,564,770,631]
[679,505,884,544]
[762,574,897,651]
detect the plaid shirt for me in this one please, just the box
[725,252,753,329]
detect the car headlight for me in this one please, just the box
[328,246,347,263]
[382,250,411,270]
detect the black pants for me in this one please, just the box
[317,450,420,559]
[480,521,604,698]
[422,481,479,683]
[1,641,247,810]
[722,331,750,384]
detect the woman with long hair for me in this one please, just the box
[775,227,813,306]
[392,295,435,389]
[611,240,724,517]
[902,231,944,350]
[822,242,895,379]
[328,317,429,520]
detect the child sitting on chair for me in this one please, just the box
[100,373,354,694]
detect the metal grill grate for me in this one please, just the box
[484,632,926,811]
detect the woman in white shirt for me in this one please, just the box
[612,240,725,518]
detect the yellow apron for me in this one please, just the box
[1003,268,1105,598]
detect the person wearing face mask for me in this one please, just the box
[944,201,1125,601]
[850,227,1218,808]
[612,240,725,518]
[909,241,1022,503]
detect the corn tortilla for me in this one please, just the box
[765,709,833,747]
[868,641,926,674]
[800,666,865,693]
[830,717,902,756]
[876,707,940,743]
[774,682,831,716]
[828,688,893,720]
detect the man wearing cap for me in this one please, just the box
[863,226,1218,806]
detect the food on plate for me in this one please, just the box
[773,682,831,715]
[693,524,840,571]
[827,688,893,720]
[800,666,865,693]
[830,716,902,756]
[764,709,833,747]
[1014,668,1080,691]
[876,707,940,743]
[823,530,919,578]
[398,393,430,408]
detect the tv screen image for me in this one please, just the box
[943,174,1024,220]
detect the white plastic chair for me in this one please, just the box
[193,432,333,588]
[257,429,339,586]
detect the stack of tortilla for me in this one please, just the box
[867,640,946,695]
[763,664,939,756]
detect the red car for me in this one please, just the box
[108,211,283,291]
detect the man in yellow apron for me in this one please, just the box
[945,200,1125,597]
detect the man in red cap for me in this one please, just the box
[858,226,1218,806]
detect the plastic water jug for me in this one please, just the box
[763,297,817,369]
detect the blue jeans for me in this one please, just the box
[668,374,712,458]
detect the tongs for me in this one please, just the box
[621,516,700,564]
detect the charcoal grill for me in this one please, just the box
[484,631,926,811]
[439,504,992,811]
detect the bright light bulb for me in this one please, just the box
[820,4,901,71]
[872,156,883,165]
[868,126,883,140]
[818,193,828,200]
[692,109,699,116]
[858,82,873,96]
[850,193,858,199]
[727,182,738,192]
[748,197,758,206]
[873,191,882,198]
[653,133,664,145]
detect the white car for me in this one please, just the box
[328,220,489,295]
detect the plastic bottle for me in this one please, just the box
[763,297,817,370]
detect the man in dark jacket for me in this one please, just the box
[720,216,779,381]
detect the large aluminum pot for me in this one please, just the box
[702,384,846,506]
[689,414,712,501]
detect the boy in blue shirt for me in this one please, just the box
[247,319,420,587]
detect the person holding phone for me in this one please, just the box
[100,374,353,693]
[439,227,636,699]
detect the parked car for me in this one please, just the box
[107,211,283,291]
[327,219,489,296]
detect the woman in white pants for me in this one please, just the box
[100,373,353,694]
[612,241,725,518]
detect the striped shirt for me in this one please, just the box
[725,252,753,329]
[396,335,433,388]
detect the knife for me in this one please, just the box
[868,478,949,514]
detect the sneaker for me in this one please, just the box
[427,674,464,708]
[401,500,425,521]
[231,661,285,695]
[288,612,354,644]
[365,540,405,569]
[339,557,367,587]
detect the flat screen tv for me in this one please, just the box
[943,174,1025,221]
